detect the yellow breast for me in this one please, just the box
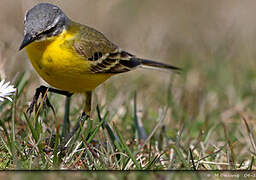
[25,25,112,93]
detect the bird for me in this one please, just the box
[19,3,181,119]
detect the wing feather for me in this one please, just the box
[89,49,141,73]
[73,24,141,73]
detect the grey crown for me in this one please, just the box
[24,3,70,38]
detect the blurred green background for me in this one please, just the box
[2,0,256,85]
[0,0,256,170]
[2,0,256,112]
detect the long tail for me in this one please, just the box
[137,58,182,72]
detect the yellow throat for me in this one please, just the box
[25,22,112,93]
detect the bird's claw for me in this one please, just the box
[26,86,55,116]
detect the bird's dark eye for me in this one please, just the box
[42,26,56,36]
[34,26,56,40]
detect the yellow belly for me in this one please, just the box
[25,30,112,93]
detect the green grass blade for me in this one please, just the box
[0,136,11,156]
[53,125,60,168]
[144,153,161,170]
[23,113,38,142]
[248,156,254,170]
[133,92,147,140]
[23,112,46,164]
[189,148,196,170]
[0,119,12,155]
[11,91,17,166]
[171,145,191,170]
[84,118,93,140]
[113,123,141,169]
[87,120,106,143]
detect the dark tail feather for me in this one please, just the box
[138,58,182,72]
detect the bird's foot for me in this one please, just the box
[26,85,55,116]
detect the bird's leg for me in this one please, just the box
[61,96,71,138]
[27,85,73,115]
[84,91,92,116]
[63,91,92,145]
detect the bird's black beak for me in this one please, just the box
[19,34,34,51]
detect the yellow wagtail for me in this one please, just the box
[19,3,181,118]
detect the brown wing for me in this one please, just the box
[89,49,141,73]
[73,24,141,73]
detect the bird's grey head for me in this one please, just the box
[19,3,71,50]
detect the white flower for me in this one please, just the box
[0,79,16,102]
